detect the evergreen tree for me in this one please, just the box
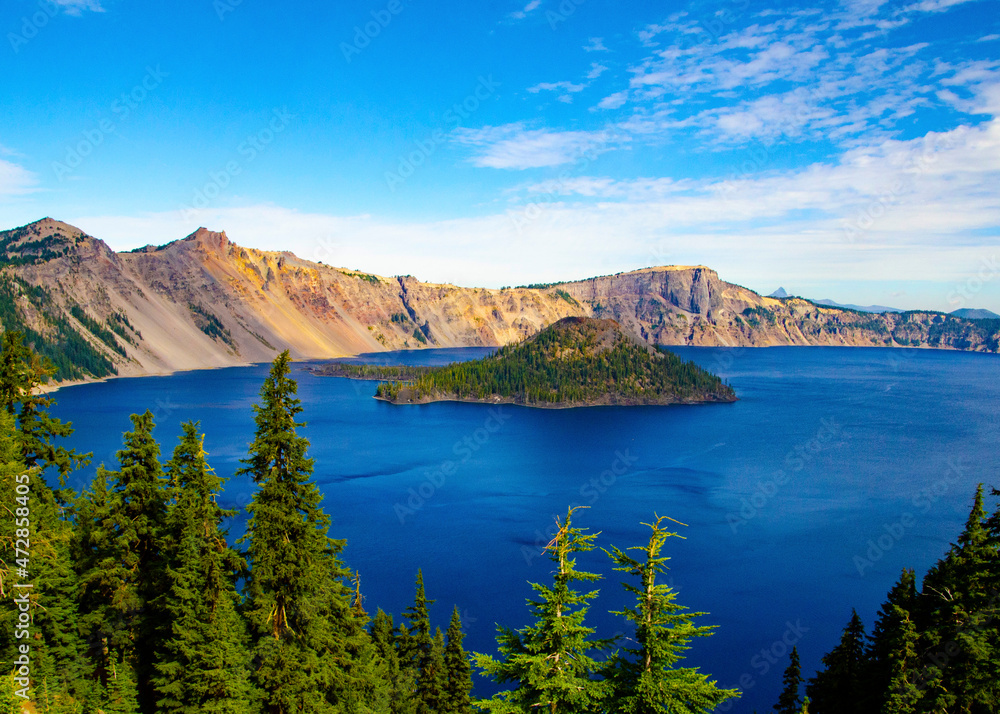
[880,605,920,714]
[864,569,917,713]
[442,607,473,714]
[103,654,140,714]
[370,609,417,714]
[0,410,86,711]
[0,331,88,482]
[400,569,442,713]
[806,610,867,714]
[75,411,169,713]
[916,485,999,713]
[475,506,611,714]
[774,647,803,714]
[239,351,382,713]
[604,515,738,714]
[423,629,448,714]
[153,422,257,713]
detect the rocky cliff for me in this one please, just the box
[0,219,996,382]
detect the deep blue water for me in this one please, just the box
[49,346,1000,712]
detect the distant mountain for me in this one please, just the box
[1,218,999,384]
[374,316,737,407]
[770,287,790,298]
[950,308,1000,320]
[811,298,904,314]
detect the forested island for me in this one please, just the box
[372,317,737,407]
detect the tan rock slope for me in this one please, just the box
[0,218,996,382]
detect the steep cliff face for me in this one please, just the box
[0,218,997,383]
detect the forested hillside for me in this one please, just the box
[375,317,737,407]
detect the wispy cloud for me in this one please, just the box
[71,116,1000,298]
[583,37,608,52]
[52,0,105,15]
[452,124,623,169]
[0,157,39,198]
[509,0,541,20]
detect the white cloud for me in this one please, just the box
[583,37,608,52]
[509,0,541,20]
[586,63,608,80]
[452,124,623,169]
[52,0,105,15]
[596,91,628,110]
[528,81,587,94]
[0,157,39,198]
[69,118,1000,303]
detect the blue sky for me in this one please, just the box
[1,0,998,311]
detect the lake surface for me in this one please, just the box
[50,346,1000,712]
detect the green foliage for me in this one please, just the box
[774,648,803,714]
[604,516,738,713]
[475,507,611,714]
[806,485,1000,714]
[0,224,73,266]
[413,328,428,345]
[378,318,735,406]
[69,305,128,357]
[188,304,237,351]
[153,422,257,713]
[443,607,474,714]
[0,278,117,380]
[239,351,383,713]
[806,611,867,713]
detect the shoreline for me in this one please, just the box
[373,393,739,409]
[41,341,1000,394]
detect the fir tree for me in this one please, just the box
[880,606,920,714]
[103,654,140,714]
[75,411,169,713]
[239,351,382,714]
[475,506,611,714]
[806,610,867,714]
[917,485,998,712]
[400,569,442,713]
[774,647,803,714]
[423,629,448,714]
[153,422,257,713]
[370,609,417,714]
[442,606,473,714]
[604,515,739,714]
[864,569,917,712]
[0,331,88,482]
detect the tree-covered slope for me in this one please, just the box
[375,317,737,407]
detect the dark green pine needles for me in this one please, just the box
[604,517,739,713]
[238,351,385,714]
[153,422,255,713]
[475,507,613,713]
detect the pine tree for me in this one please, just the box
[917,485,998,712]
[880,605,920,714]
[75,411,169,713]
[774,647,803,714]
[239,351,382,713]
[103,654,140,714]
[805,610,867,714]
[0,331,88,482]
[423,629,448,714]
[864,569,917,712]
[400,569,443,713]
[442,607,473,714]
[0,337,89,705]
[475,506,611,714]
[153,422,257,713]
[370,609,418,714]
[604,515,738,714]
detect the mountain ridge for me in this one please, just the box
[1,218,998,384]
